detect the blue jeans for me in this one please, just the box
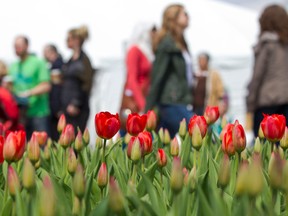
[26,116,50,140]
[158,104,193,138]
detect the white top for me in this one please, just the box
[182,50,193,88]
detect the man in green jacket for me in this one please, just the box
[9,35,51,138]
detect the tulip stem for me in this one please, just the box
[102,139,107,163]
[271,142,274,155]
[132,163,137,183]
[215,144,222,162]
[62,148,67,180]
[142,157,145,172]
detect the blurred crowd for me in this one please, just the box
[0,3,287,142]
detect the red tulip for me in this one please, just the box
[146,110,157,131]
[157,149,167,167]
[261,114,286,142]
[188,115,208,138]
[126,113,147,136]
[138,131,153,155]
[204,106,220,125]
[188,115,208,150]
[95,112,120,139]
[220,123,233,141]
[0,136,4,164]
[232,120,246,153]
[32,131,48,147]
[3,130,26,163]
[0,123,4,136]
[57,114,66,133]
[222,125,235,156]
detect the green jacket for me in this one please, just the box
[146,34,192,110]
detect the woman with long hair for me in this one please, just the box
[62,25,94,132]
[246,5,288,137]
[146,4,193,137]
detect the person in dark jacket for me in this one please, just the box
[246,4,288,137]
[146,4,193,137]
[44,44,64,140]
[62,25,94,132]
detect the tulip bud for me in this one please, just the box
[61,124,75,148]
[280,127,288,150]
[130,137,143,162]
[97,162,108,189]
[235,162,249,196]
[188,166,197,193]
[163,129,171,145]
[40,176,55,216]
[178,118,187,139]
[146,110,157,131]
[157,149,167,168]
[43,145,50,161]
[57,114,66,133]
[258,126,265,139]
[34,159,41,169]
[7,166,21,198]
[22,158,35,191]
[68,148,77,176]
[95,137,103,149]
[124,133,131,144]
[170,157,183,194]
[72,196,81,216]
[232,120,246,154]
[247,154,264,197]
[191,125,203,151]
[27,134,41,164]
[32,131,48,147]
[269,151,284,190]
[254,137,261,154]
[170,137,179,157]
[74,130,83,152]
[158,128,164,143]
[217,154,230,189]
[83,128,90,146]
[73,165,85,200]
[109,177,125,214]
[183,168,189,186]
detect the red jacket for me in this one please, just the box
[124,46,152,111]
[0,87,22,131]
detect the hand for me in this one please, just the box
[18,90,31,98]
[66,104,80,116]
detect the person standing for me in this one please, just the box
[146,4,193,137]
[193,53,225,115]
[44,44,64,140]
[9,36,51,138]
[62,25,94,132]
[246,5,288,137]
[119,23,157,130]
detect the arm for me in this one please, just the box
[125,47,146,111]
[145,50,170,111]
[246,44,270,112]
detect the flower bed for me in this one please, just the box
[0,107,287,216]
